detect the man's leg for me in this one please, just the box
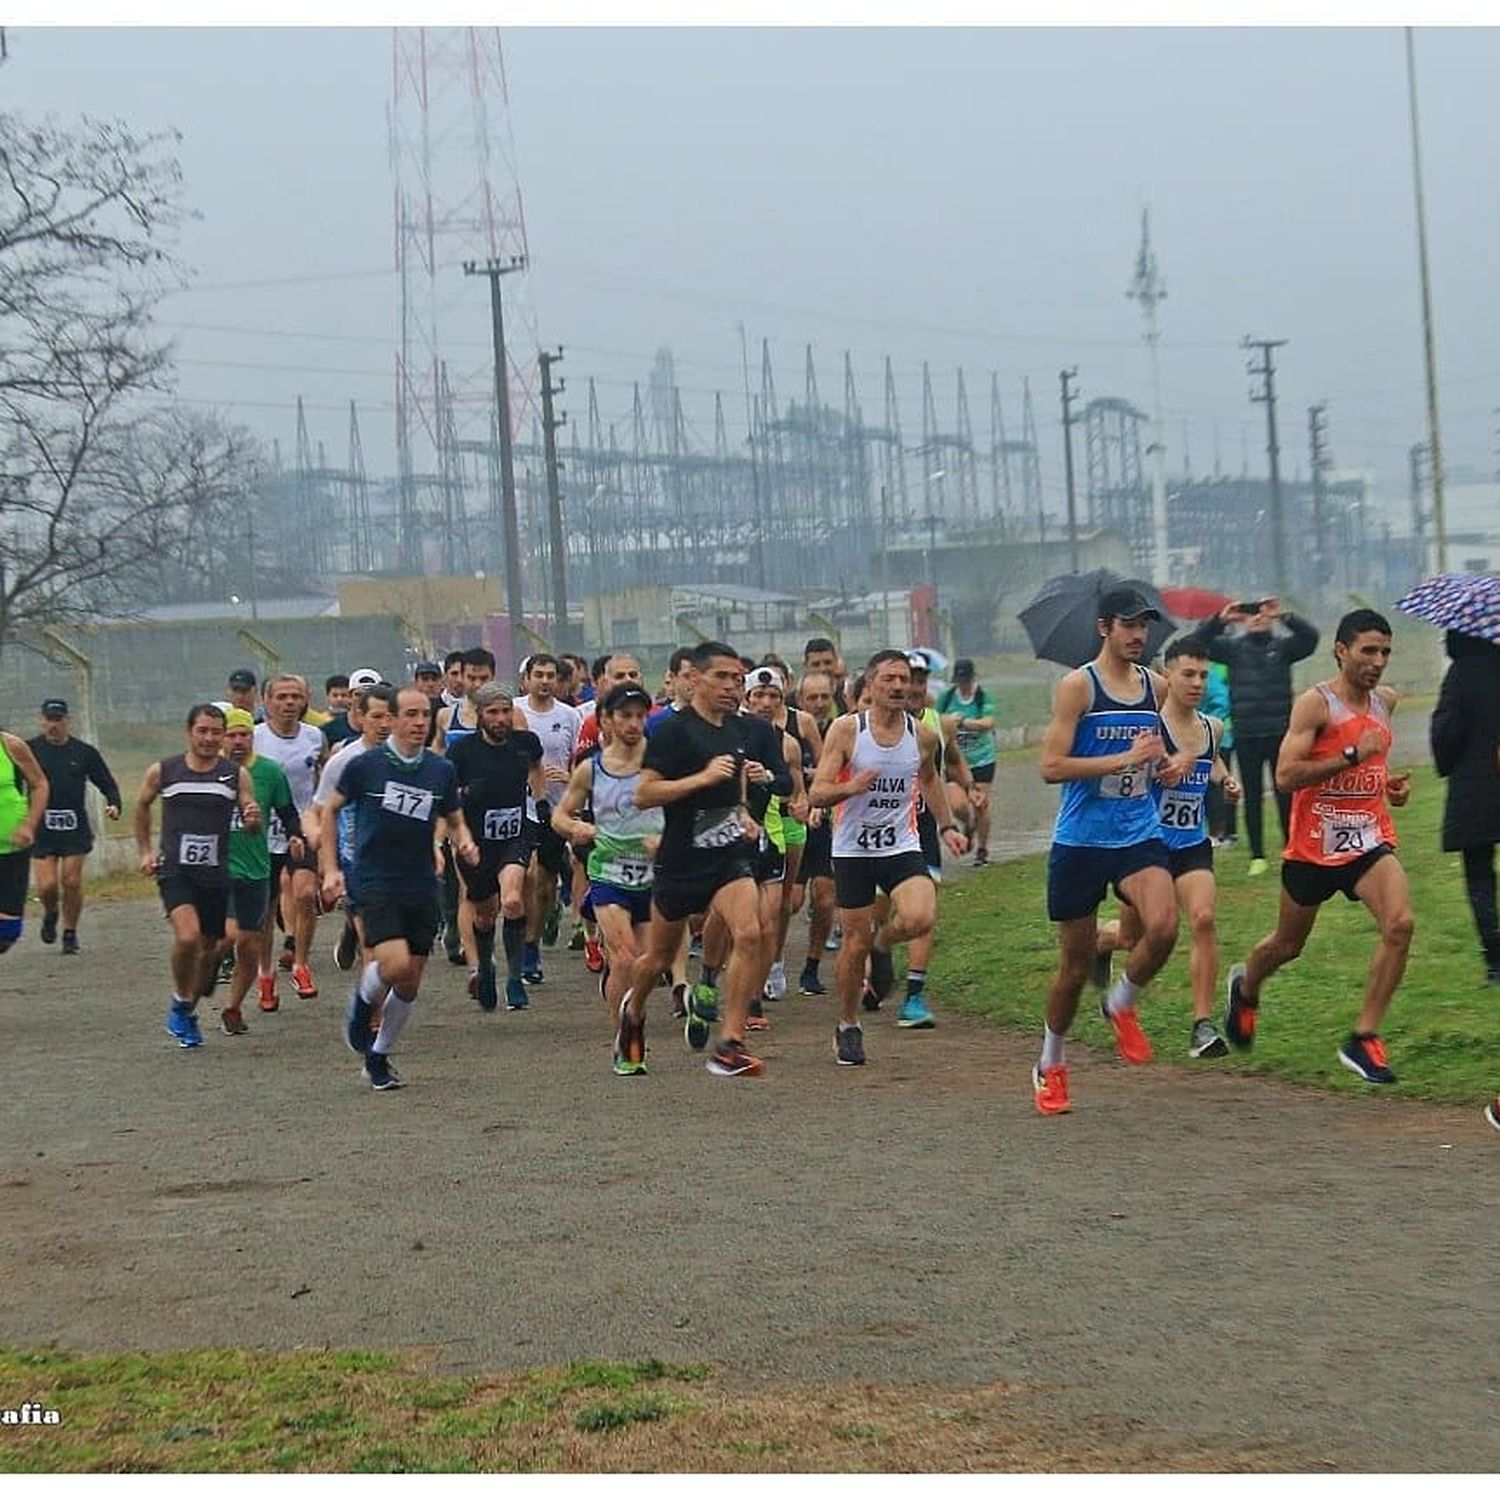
[1461,844,1500,978]
[700,907,731,991]
[1350,857,1415,1036]
[498,864,528,1008]
[625,909,687,1023]
[705,876,764,1045]
[1237,739,1270,862]
[34,855,59,937]
[1242,889,1321,999]
[1175,868,1219,1024]
[594,902,640,1018]
[802,876,836,988]
[887,874,939,1027]
[60,853,87,936]
[440,843,464,963]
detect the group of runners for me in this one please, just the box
[0,602,1492,1131]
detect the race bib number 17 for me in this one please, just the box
[381,781,435,821]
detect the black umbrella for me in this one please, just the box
[1019,568,1176,669]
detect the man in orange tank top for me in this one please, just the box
[1224,609,1413,1084]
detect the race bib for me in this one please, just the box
[381,781,435,821]
[179,833,220,868]
[1100,768,1149,799]
[483,806,523,842]
[600,854,652,890]
[1158,791,1202,831]
[44,809,78,832]
[1322,812,1376,859]
[854,823,899,852]
[692,808,744,850]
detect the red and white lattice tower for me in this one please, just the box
[390,26,540,572]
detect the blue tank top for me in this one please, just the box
[1052,664,1162,849]
[443,702,478,750]
[1155,712,1217,852]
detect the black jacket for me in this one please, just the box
[1185,613,1321,740]
[1430,631,1500,852]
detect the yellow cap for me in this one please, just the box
[224,708,255,730]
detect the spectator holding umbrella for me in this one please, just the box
[1187,596,1319,875]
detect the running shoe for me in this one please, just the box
[219,1007,248,1036]
[257,974,279,1013]
[363,1052,403,1090]
[706,1037,763,1077]
[745,999,772,1032]
[1100,998,1154,1064]
[688,933,703,961]
[584,937,605,974]
[39,911,58,945]
[165,1004,199,1048]
[333,918,358,972]
[1337,1033,1398,1085]
[834,1024,866,1066]
[505,978,530,1011]
[973,848,990,868]
[182,1009,203,1048]
[867,945,895,1002]
[291,963,318,999]
[860,982,882,1012]
[1247,858,1268,877]
[613,1000,647,1075]
[1089,949,1112,992]
[467,968,480,1001]
[684,983,718,1051]
[568,924,586,952]
[670,982,689,1019]
[1189,1018,1229,1059]
[798,964,827,997]
[446,944,467,967]
[1032,1063,1072,1116]
[345,992,373,1056]
[278,941,294,971]
[61,931,81,956]
[1484,1097,1500,1132]
[1223,963,1257,1051]
[897,994,936,1029]
[522,943,544,985]
[475,963,498,1012]
[825,925,843,952]
[216,952,235,984]
[765,960,787,1000]
[542,902,561,948]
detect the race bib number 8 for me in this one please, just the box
[179,833,219,867]
[1100,769,1148,799]
[381,781,435,821]
[44,809,79,832]
[1158,792,1202,830]
[1322,813,1375,859]
[483,807,523,842]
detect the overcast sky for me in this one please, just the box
[4,24,1497,527]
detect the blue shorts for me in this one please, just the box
[588,882,652,927]
[1046,839,1169,923]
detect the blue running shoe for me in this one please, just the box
[522,943,544,985]
[345,992,373,1056]
[897,994,936,1029]
[505,977,529,1011]
[475,963,498,1012]
[165,1003,200,1049]
[363,1052,403,1090]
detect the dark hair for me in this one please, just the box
[365,683,399,712]
[591,652,612,680]
[865,648,911,673]
[187,702,227,729]
[1163,637,1210,665]
[669,646,695,673]
[850,672,868,702]
[804,637,836,659]
[737,654,757,672]
[691,640,739,670]
[324,673,350,693]
[1336,609,1392,647]
[463,646,497,672]
[443,649,465,670]
[759,651,790,671]
[526,652,559,675]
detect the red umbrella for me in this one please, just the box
[1160,586,1231,623]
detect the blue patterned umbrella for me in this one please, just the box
[1395,572,1500,644]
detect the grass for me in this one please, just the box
[0,1346,1311,1473]
[931,766,1499,1102]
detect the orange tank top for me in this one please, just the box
[1286,683,1396,866]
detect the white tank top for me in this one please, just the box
[831,712,922,858]
[253,720,324,852]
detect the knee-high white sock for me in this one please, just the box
[371,989,415,1055]
[1105,974,1142,1016]
[358,960,385,1004]
[1040,1026,1066,1068]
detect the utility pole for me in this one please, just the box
[464,256,526,647]
[1059,368,1081,574]
[1308,403,1332,594]
[1243,337,1289,597]
[539,346,570,646]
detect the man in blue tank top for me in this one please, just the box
[1033,587,1187,1116]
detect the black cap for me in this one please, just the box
[953,657,976,679]
[41,698,68,718]
[414,660,442,677]
[602,683,653,715]
[227,668,257,689]
[1098,586,1162,623]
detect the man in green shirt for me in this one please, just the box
[215,708,300,1033]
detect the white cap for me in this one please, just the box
[349,668,383,690]
[745,665,785,692]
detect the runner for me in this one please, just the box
[794,637,850,714]
[321,669,379,751]
[226,668,262,724]
[791,669,839,995]
[1094,637,1241,1059]
[1033,586,1183,1115]
[0,726,48,956]
[515,653,583,985]
[133,704,261,1048]
[253,674,327,1004]
[552,682,665,1072]
[441,650,466,708]
[938,658,998,866]
[320,685,480,1090]
[27,698,121,954]
[1224,609,1414,1084]
[619,641,773,1078]
[216,708,300,1034]
[434,647,494,963]
[446,681,545,1013]
[811,650,966,1065]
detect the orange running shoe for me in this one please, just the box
[257,974,279,1013]
[584,937,605,974]
[1101,1000,1154,1064]
[706,1038,764,1077]
[745,1011,772,1032]
[1032,1064,1072,1115]
[291,963,318,999]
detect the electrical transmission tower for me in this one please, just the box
[1126,207,1169,582]
[390,26,539,576]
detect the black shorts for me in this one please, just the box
[282,840,318,876]
[158,875,229,940]
[652,855,756,924]
[1281,845,1394,907]
[227,876,270,930]
[1167,840,1215,881]
[833,850,931,911]
[970,762,996,785]
[799,818,833,882]
[461,835,533,902]
[918,807,942,873]
[534,821,571,878]
[755,840,786,886]
[32,810,93,858]
[356,889,443,955]
[0,849,30,914]
[1046,839,1170,923]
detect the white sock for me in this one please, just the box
[838,1018,861,1031]
[1040,1026,1066,1068]
[1105,975,1142,1016]
[372,990,414,1055]
[358,960,385,1005]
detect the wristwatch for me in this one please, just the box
[1342,744,1359,766]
